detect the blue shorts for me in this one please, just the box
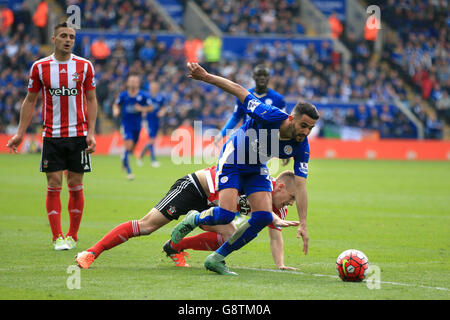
[148,123,159,139]
[215,163,272,196]
[122,127,141,144]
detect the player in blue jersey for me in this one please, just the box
[113,74,152,180]
[171,63,319,275]
[138,81,164,168]
[215,64,286,145]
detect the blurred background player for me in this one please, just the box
[113,74,152,180]
[215,64,286,145]
[75,166,298,269]
[138,81,165,168]
[6,22,98,251]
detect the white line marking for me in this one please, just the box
[238,267,450,292]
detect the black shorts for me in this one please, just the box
[155,173,210,221]
[40,137,92,173]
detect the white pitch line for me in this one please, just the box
[238,267,450,292]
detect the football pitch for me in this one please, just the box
[0,153,449,300]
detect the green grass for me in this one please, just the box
[0,154,449,300]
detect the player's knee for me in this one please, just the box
[138,209,169,235]
[249,211,273,229]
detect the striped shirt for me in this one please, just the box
[27,54,96,138]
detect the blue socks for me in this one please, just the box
[148,144,156,161]
[122,150,131,174]
[194,207,236,226]
[216,210,273,257]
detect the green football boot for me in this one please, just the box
[171,210,198,244]
[204,253,238,276]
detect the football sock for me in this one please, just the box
[148,143,156,161]
[66,184,84,242]
[194,207,236,226]
[46,186,63,241]
[88,220,140,258]
[122,150,131,174]
[216,210,273,257]
[172,232,224,252]
[140,145,147,158]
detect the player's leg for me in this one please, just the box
[76,173,204,269]
[170,164,240,244]
[170,224,235,253]
[65,171,84,248]
[46,171,65,249]
[147,123,160,167]
[206,191,272,261]
[41,137,67,249]
[64,137,93,249]
[76,208,170,269]
[170,188,238,244]
[205,169,273,275]
[122,139,135,179]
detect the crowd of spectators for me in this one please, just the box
[57,0,172,32]
[374,0,449,129]
[0,2,44,135]
[0,0,447,139]
[195,0,304,35]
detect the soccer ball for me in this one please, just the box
[336,249,369,282]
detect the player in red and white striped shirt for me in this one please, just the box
[7,22,98,251]
[75,168,299,270]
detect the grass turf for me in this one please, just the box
[0,154,449,300]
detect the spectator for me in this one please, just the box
[32,1,48,44]
[184,36,203,63]
[203,34,222,65]
[90,36,111,64]
[328,13,343,40]
[0,5,14,34]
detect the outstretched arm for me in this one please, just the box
[187,62,249,103]
[294,176,309,255]
[268,227,299,271]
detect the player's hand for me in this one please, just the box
[296,225,309,255]
[278,265,299,271]
[6,134,23,153]
[272,218,300,228]
[186,62,208,81]
[85,134,96,154]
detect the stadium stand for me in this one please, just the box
[0,0,447,140]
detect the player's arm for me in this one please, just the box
[187,62,249,103]
[6,91,39,153]
[85,88,98,154]
[268,227,299,271]
[294,175,309,255]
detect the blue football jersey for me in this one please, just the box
[220,93,310,178]
[220,88,286,137]
[235,88,286,121]
[146,93,165,125]
[115,90,152,129]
